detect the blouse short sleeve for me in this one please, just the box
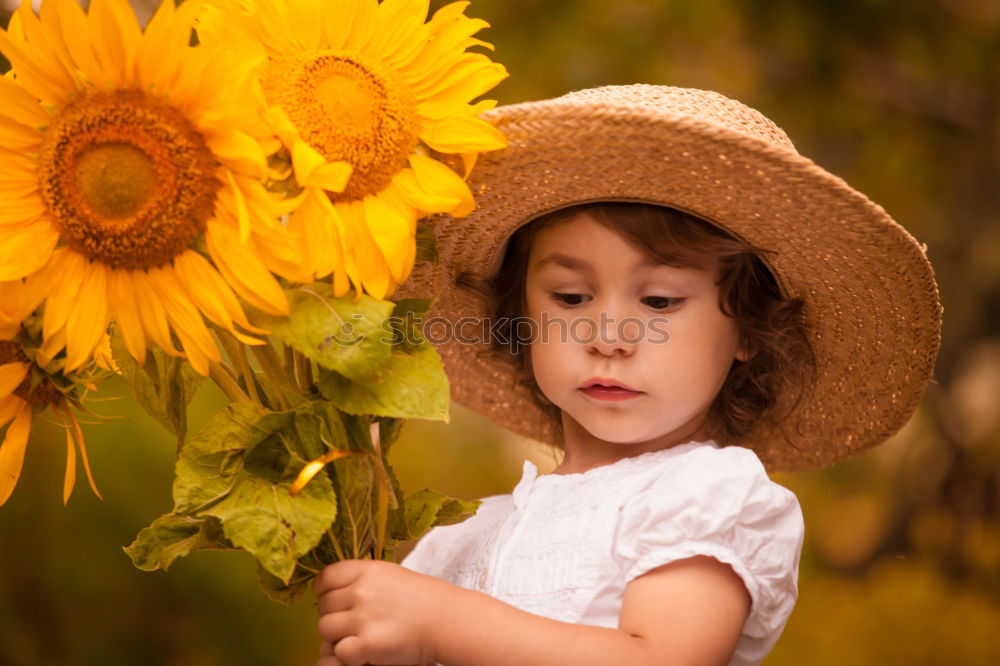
[613,445,804,647]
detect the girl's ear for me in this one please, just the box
[735,337,753,362]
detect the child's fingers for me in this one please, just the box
[316,656,345,666]
[317,610,358,643]
[319,640,336,656]
[313,560,367,596]
[317,588,353,615]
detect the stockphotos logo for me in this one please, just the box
[321,312,671,349]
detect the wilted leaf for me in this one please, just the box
[256,562,313,606]
[403,489,480,542]
[109,324,204,443]
[173,402,270,514]
[124,514,231,571]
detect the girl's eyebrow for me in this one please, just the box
[533,251,592,272]
[533,251,692,273]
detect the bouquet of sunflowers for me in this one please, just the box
[0,0,506,603]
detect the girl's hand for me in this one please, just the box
[314,559,456,666]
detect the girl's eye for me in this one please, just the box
[552,292,590,306]
[642,296,684,310]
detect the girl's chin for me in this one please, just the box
[571,421,660,446]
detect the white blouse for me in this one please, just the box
[402,440,804,666]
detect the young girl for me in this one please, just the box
[311,85,942,666]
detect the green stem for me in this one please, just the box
[370,422,390,561]
[294,349,313,393]
[327,528,347,562]
[216,330,263,405]
[250,343,293,409]
[284,344,295,381]
[208,361,249,403]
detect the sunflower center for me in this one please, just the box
[0,342,60,406]
[38,90,221,270]
[261,51,420,201]
[75,143,157,221]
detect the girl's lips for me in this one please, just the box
[579,385,643,402]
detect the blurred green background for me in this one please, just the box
[2,0,999,663]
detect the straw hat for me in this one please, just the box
[400,84,942,471]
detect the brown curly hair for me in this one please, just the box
[456,202,816,448]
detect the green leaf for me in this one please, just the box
[124,514,231,572]
[173,402,270,514]
[109,324,204,443]
[403,490,480,542]
[317,343,450,421]
[206,467,338,583]
[250,283,396,382]
[256,562,312,606]
[389,298,434,353]
[330,454,377,559]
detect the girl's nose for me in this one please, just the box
[583,310,640,357]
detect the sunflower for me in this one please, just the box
[0,0,309,376]
[0,339,101,507]
[197,0,509,300]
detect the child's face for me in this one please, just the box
[524,212,747,451]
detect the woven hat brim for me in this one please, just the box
[400,98,942,472]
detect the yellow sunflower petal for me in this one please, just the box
[41,250,86,343]
[36,323,67,369]
[205,219,289,316]
[0,283,26,340]
[390,168,460,214]
[420,113,508,154]
[402,11,490,84]
[62,422,76,505]
[136,0,200,94]
[408,153,475,216]
[21,247,70,319]
[369,0,430,68]
[65,406,101,501]
[0,117,43,149]
[0,400,31,507]
[0,193,48,223]
[0,74,52,128]
[146,267,221,376]
[349,202,395,300]
[106,269,147,365]
[86,0,138,85]
[333,0,379,52]
[205,127,268,180]
[362,194,414,286]
[334,201,368,296]
[64,261,111,373]
[292,140,353,192]
[48,0,105,85]
[0,395,22,427]
[172,250,268,344]
[130,271,182,357]
[415,61,508,116]
[0,6,75,105]
[288,188,343,280]
[286,0,324,51]
[0,362,30,399]
[217,168,251,242]
[16,0,81,95]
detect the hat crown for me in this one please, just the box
[557,84,797,154]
